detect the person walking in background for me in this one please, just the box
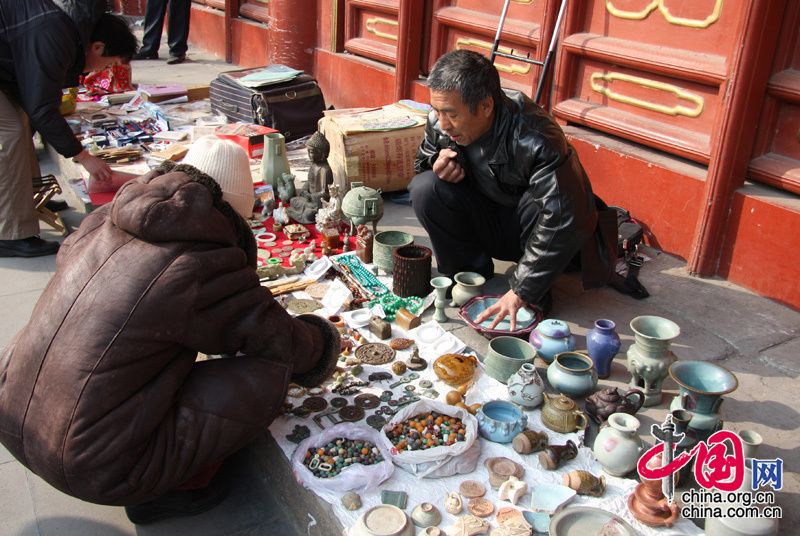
[0,1,137,258]
[134,0,191,64]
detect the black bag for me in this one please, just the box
[210,67,325,142]
[608,206,650,299]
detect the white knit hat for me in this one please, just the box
[182,135,255,219]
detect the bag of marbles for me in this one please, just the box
[378,399,481,478]
[291,423,395,494]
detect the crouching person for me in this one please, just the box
[0,137,340,523]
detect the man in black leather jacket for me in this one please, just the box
[410,50,615,329]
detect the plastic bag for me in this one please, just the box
[291,422,394,494]
[379,399,481,478]
[81,64,135,96]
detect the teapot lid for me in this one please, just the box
[536,319,572,338]
[550,394,577,411]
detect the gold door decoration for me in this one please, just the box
[590,72,705,118]
[511,0,534,4]
[605,0,723,29]
[456,38,532,75]
[365,17,398,41]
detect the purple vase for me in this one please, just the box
[587,319,621,379]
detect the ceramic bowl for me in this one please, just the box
[529,483,576,515]
[549,506,636,536]
[476,400,528,443]
[547,352,598,398]
[483,336,537,384]
[350,504,415,536]
[414,322,444,345]
[347,308,372,327]
[458,295,539,339]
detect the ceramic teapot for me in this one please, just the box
[585,387,645,424]
[540,393,589,434]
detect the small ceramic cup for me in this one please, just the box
[737,430,763,459]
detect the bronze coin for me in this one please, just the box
[330,397,348,408]
[459,480,486,498]
[301,396,328,412]
[468,497,494,518]
[338,405,365,422]
[354,393,380,409]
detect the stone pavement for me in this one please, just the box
[1,26,798,536]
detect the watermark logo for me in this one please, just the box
[637,415,783,520]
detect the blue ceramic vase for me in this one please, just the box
[529,319,575,364]
[586,319,622,379]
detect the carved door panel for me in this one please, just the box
[428,0,557,93]
[344,0,402,65]
[553,0,750,164]
[748,2,800,195]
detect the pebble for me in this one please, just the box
[385,411,467,451]
[303,438,384,478]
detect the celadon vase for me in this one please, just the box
[430,276,452,323]
[626,315,680,407]
[592,412,645,477]
[506,363,545,408]
[260,132,291,192]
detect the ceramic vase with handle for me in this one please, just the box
[592,412,645,476]
[587,319,621,379]
[626,315,680,406]
[506,363,545,408]
[260,133,291,191]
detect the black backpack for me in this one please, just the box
[608,206,649,299]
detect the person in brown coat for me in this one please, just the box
[0,139,340,523]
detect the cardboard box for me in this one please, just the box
[215,123,278,158]
[319,104,426,193]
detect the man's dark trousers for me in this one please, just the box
[408,170,541,279]
[140,0,190,57]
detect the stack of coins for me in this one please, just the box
[303,438,383,478]
[386,411,467,451]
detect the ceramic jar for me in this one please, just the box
[506,363,545,408]
[260,133,291,191]
[586,319,621,379]
[541,394,589,434]
[476,400,528,443]
[626,315,680,406]
[592,413,645,476]
[450,271,486,307]
[372,230,413,274]
[483,336,537,384]
[547,352,598,398]
[529,319,575,364]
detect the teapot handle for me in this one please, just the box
[574,411,589,431]
[624,388,646,413]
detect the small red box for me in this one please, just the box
[215,123,277,158]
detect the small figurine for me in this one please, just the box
[306,131,334,199]
[277,172,296,202]
[342,229,351,252]
[272,201,289,231]
[315,184,342,231]
[355,224,374,263]
[303,246,315,262]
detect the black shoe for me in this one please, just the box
[133,50,159,60]
[166,54,186,65]
[45,200,68,212]
[0,237,59,258]
[124,482,229,525]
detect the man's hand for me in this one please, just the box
[432,148,465,183]
[474,289,527,332]
[74,150,113,183]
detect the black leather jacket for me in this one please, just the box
[415,90,615,304]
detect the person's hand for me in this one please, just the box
[432,148,465,183]
[74,150,113,183]
[475,289,526,332]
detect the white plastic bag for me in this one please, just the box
[291,423,395,494]
[379,399,481,478]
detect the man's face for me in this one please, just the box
[84,41,125,73]
[429,90,494,146]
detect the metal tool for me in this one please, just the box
[389,372,419,389]
[651,414,683,504]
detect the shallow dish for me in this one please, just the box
[529,483,576,515]
[414,323,444,344]
[459,295,541,339]
[350,504,415,536]
[549,506,636,536]
[346,308,372,327]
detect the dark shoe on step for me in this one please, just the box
[124,482,229,525]
[45,200,68,212]
[133,50,159,60]
[0,237,59,258]
[166,54,186,65]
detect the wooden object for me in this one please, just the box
[395,307,420,330]
[32,174,68,236]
